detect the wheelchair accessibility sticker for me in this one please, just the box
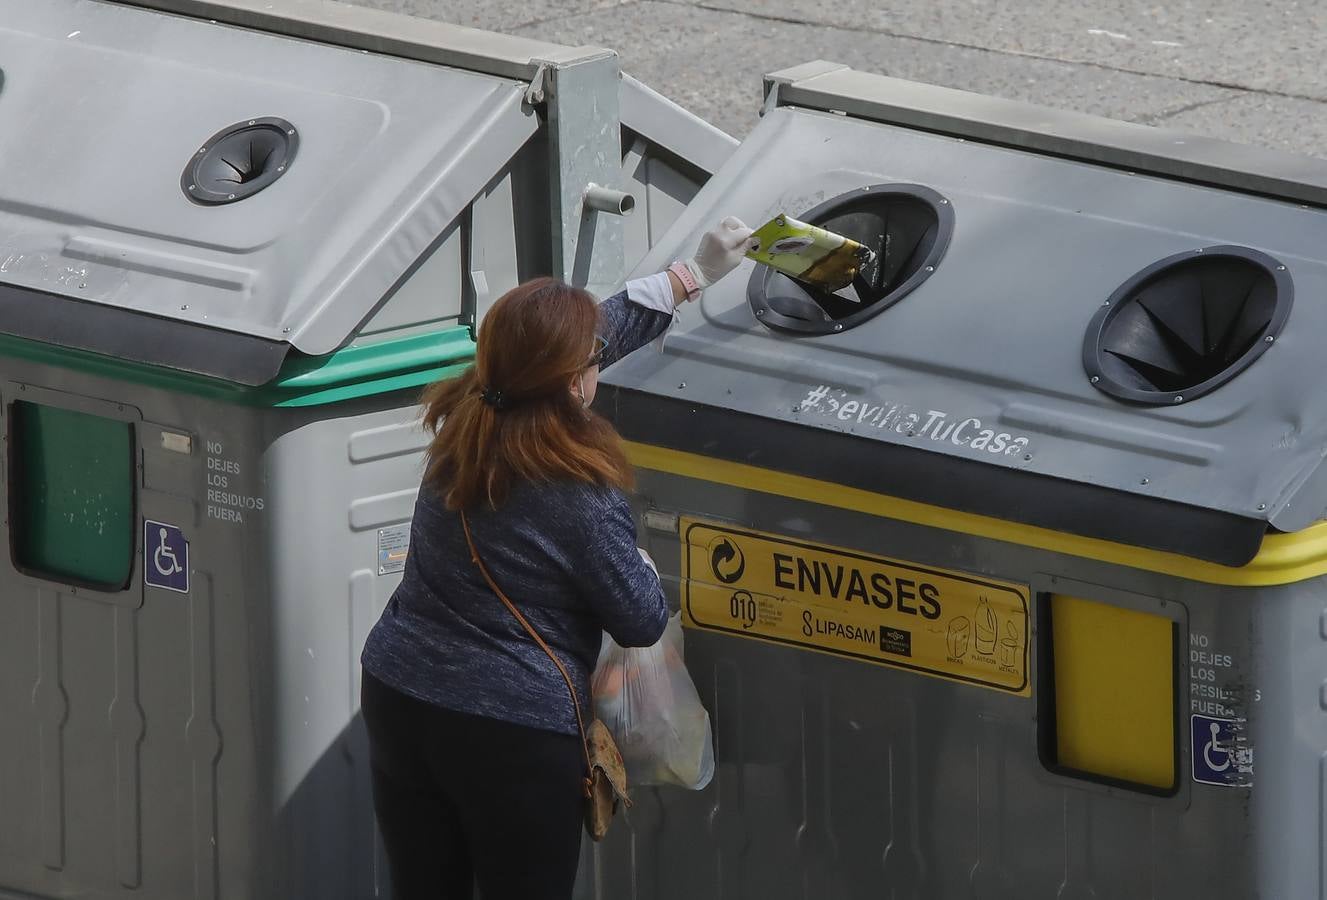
[144,519,189,593]
[1191,714,1253,787]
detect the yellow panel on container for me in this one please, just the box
[1051,594,1175,790]
[681,518,1030,695]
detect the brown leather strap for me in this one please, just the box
[460,511,595,792]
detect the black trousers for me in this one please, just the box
[361,671,585,900]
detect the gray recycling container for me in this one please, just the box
[0,2,730,898]
[594,62,1327,899]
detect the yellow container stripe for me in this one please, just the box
[1050,594,1175,790]
[624,441,1327,587]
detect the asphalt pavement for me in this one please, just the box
[351,0,1327,157]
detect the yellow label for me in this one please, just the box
[681,518,1031,695]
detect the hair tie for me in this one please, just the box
[480,386,511,411]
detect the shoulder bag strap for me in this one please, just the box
[460,511,594,790]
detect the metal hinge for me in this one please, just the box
[524,63,551,106]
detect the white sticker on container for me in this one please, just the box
[378,523,411,576]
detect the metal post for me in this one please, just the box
[538,51,628,296]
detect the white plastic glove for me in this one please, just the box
[684,216,758,289]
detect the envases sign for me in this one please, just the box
[681,518,1031,695]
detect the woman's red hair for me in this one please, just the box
[421,277,633,510]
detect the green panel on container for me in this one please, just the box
[0,325,476,408]
[10,402,135,589]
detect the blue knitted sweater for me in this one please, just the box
[360,289,671,736]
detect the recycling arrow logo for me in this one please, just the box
[708,536,746,585]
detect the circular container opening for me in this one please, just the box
[747,183,954,335]
[1083,246,1292,405]
[182,117,299,206]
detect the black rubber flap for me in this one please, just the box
[748,183,954,334]
[1084,246,1292,404]
[183,117,298,206]
[0,281,289,386]
[599,385,1266,567]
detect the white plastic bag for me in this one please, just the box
[592,614,715,790]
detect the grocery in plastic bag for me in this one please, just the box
[592,614,715,790]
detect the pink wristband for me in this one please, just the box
[668,261,702,302]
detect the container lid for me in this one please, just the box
[602,74,1327,562]
[0,0,538,378]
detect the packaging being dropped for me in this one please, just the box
[592,615,715,790]
[747,214,875,291]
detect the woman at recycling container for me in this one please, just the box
[359,217,757,900]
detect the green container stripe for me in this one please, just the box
[12,402,135,589]
[0,327,477,408]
